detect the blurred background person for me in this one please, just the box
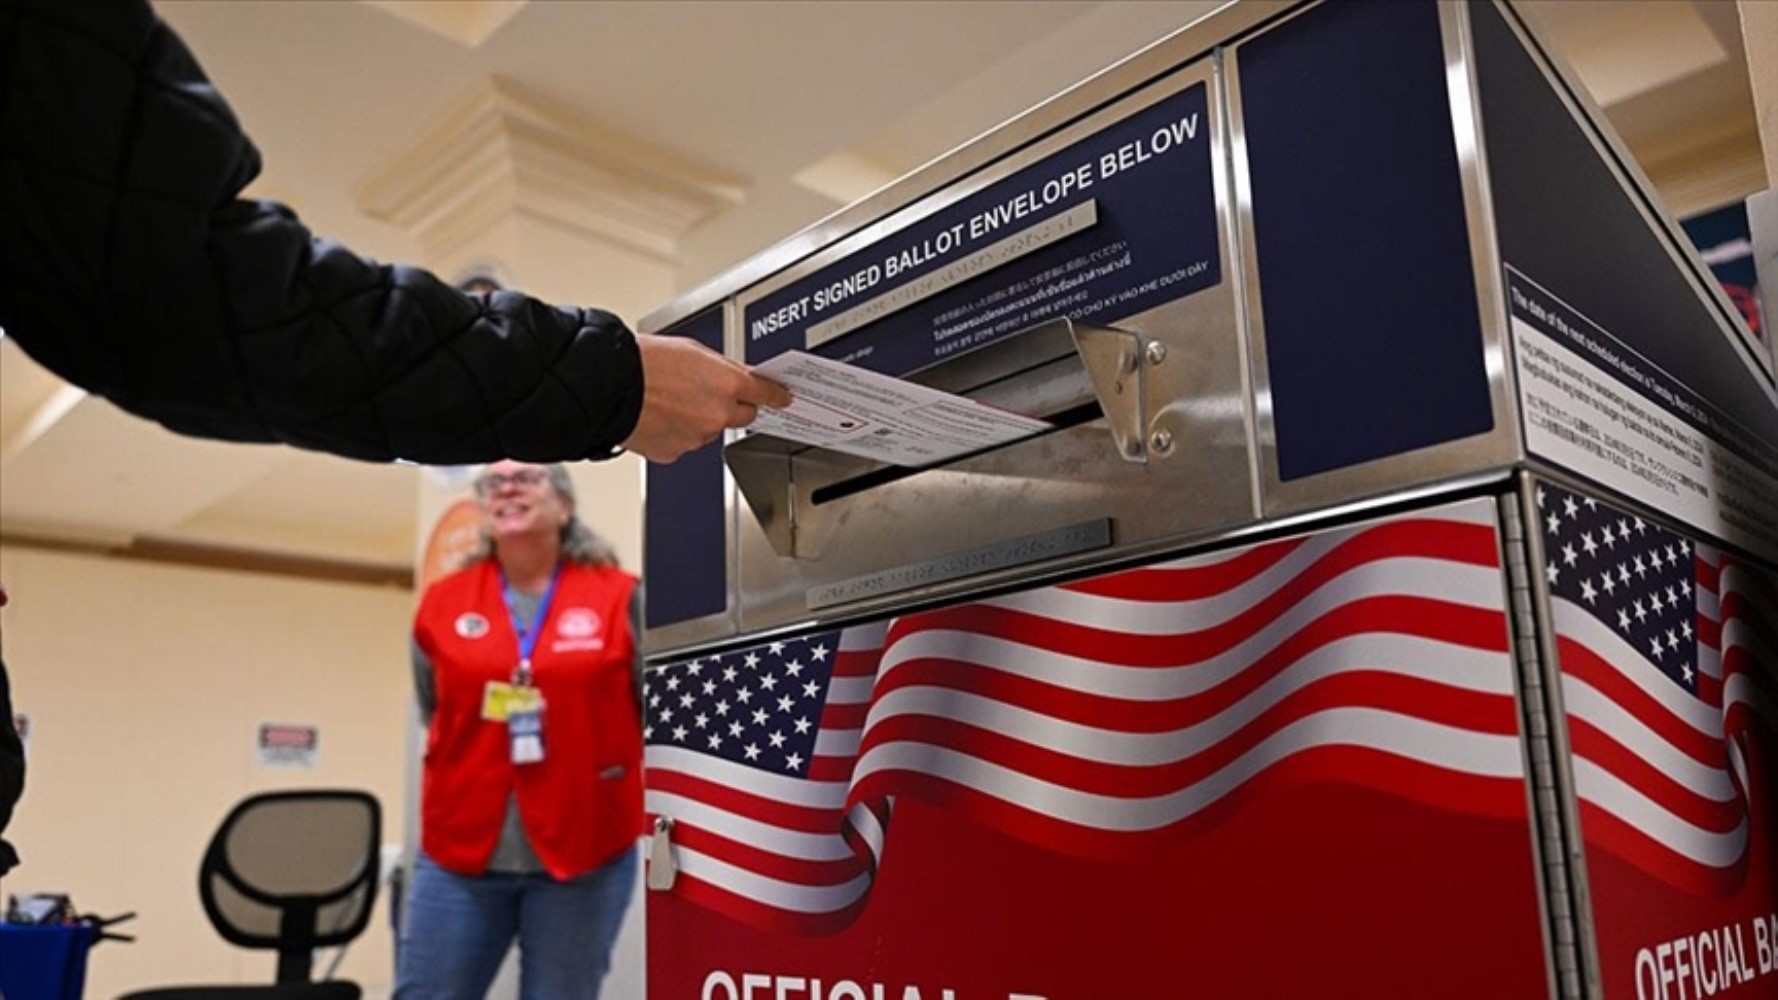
[398,462,642,999]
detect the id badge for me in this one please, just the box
[509,688,546,765]
[481,681,517,722]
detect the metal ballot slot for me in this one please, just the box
[723,316,1147,562]
[713,60,1256,634]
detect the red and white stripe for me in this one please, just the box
[1557,542,1778,891]
[845,498,1526,860]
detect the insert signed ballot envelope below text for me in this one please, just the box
[746,351,1053,467]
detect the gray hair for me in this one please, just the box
[458,463,620,569]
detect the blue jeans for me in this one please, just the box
[394,848,637,1000]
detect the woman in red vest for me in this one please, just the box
[397,461,643,999]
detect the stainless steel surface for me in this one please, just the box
[1227,1,1524,524]
[900,314,1092,397]
[726,60,1257,635]
[807,518,1111,610]
[1500,483,1581,1000]
[1070,320,1147,463]
[639,1,1298,337]
[725,316,1111,560]
[1217,45,1268,527]
[657,1,1587,640]
[723,434,796,559]
[1516,470,1604,998]
[647,465,1520,669]
[647,0,1768,647]
[1446,0,1523,459]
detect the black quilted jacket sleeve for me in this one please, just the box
[0,0,645,464]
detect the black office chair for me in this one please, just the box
[121,789,382,1000]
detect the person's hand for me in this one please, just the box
[622,333,792,463]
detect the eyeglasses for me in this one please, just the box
[475,469,549,495]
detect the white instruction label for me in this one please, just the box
[749,351,1052,466]
[1514,320,1778,560]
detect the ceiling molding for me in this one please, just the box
[361,0,529,49]
[1645,128,1768,218]
[357,77,748,263]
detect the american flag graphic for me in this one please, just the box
[643,628,883,934]
[1542,481,1776,893]
[646,497,1527,933]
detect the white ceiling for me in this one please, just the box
[0,0,1764,580]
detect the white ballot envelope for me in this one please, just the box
[747,351,1053,467]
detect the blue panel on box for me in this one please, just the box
[1241,0,1493,481]
[644,309,728,629]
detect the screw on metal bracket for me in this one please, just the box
[1144,341,1168,366]
[1149,428,1174,455]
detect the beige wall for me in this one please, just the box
[0,543,414,997]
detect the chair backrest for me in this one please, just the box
[198,790,381,984]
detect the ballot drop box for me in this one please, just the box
[635,2,1778,997]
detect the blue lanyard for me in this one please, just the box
[501,564,561,686]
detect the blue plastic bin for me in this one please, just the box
[0,922,101,999]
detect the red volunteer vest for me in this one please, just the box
[413,559,643,879]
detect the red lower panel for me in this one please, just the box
[650,780,1548,999]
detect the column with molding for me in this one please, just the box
[368,73,747,1000]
